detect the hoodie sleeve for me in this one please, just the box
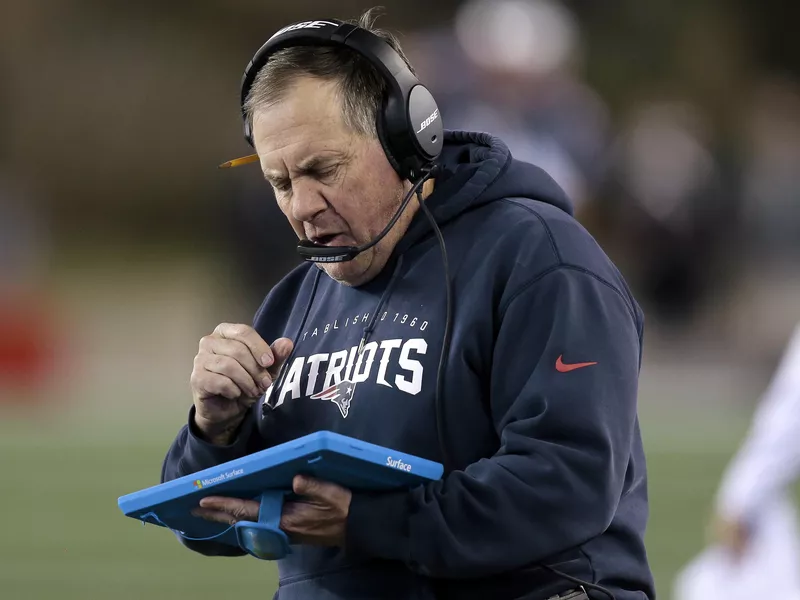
[160,405,262,557]
[345,266,643,578]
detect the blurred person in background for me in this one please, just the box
[161,9,654,600]
[713,322,800,562]
[595,100,732,327]
[0,176,55,398]
[739,76,800,263]
[0,73,58,402]
[407,0,611,217]
[673,323,800,600]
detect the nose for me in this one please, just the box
[290,178,327,224]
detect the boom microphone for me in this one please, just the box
[296,170,435,263]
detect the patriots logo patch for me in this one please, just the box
[310,380,357,418]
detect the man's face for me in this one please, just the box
[252,76,412,286]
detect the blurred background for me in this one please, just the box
[1,0,798,598]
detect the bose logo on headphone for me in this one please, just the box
[269,20,338,41]
[416,108,440,135]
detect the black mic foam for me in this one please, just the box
[296,240,362,263]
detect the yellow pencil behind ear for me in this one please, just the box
[219,154,260,169]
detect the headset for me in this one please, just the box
[236,18,444,263]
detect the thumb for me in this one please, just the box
[268,337,294,376]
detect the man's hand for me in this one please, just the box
[192,475,352,547]
[190,323,293,445]
[281,476,352,546]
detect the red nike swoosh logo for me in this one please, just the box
[555,355,598,372]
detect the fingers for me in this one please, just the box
[199,327,288,394]
[193,497,260,525]
[280,499,318,533]
[201,337,266,388]
[190,369,242,400]
[269,337,294,377]
[200,352,261,398]
[279,497,348,547]
[208,325,293,388]
[192,507,239,526]
[191,490,344,546]
[292,475,347,504]
[214,323,274,368]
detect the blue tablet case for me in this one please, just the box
[118,431,443,560]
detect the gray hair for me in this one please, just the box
[243,7,416,139]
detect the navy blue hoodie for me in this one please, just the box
[162,131,655,599]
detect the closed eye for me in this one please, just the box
[264,161,340,193]
[263,172,291,193]
[272,179,292,193]
[297,164,338,183]
[316,168,337,182]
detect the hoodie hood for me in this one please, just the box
[395,130,573,255]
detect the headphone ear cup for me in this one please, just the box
[407,84,442,162]
[376,98,405,179]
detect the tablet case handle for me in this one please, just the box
[234,491,292,560]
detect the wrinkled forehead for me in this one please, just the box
[251,78,351,169]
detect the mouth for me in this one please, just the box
[310,233,348,246]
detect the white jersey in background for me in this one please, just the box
[716,323,800,521]
[673,323,800,600]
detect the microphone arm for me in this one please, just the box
[296,169,436,263]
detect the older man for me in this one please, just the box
[161,9,654,600]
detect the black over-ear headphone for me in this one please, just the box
[239,19,443,182]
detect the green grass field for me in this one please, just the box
[0,412,751,600]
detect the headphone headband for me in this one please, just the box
[238,18,442,180]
